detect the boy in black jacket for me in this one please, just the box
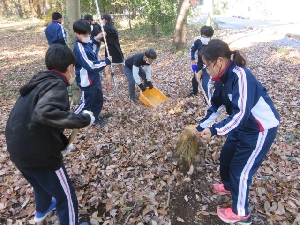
[5,44,94,224]
[123,49,157,103]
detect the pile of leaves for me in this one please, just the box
[0,19,299,225]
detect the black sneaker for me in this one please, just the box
[93,120,106,127]
[186,91,198,97]
[129,96,137,103]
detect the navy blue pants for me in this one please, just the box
[123,65,147,99]
[75,84,104,122]
[220,127,278,216]
[192,70,210,99]
[21,165,78,224]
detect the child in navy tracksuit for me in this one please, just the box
[5,44,95,224]
[188,25,214,101]
[195,39,280,224]
[73,19,111,127]
[45,12,67,45]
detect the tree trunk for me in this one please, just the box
[15,0,23,18]
[128,8,132,30]
[132,8,136,18]
[65,0,80,49]
[151,23,156,35]
[36,3,42,18]
[172,0,190,50]
[44,0,52,14]
[1,0,9,17]
[206,0,214,26]
[65,0,81,103]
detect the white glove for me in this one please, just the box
[61,143,73,156]
[82,110,95,127]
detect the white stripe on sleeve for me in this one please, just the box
[216,67,247,135]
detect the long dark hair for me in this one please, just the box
[102,14,114,25]
[201,39,247,67]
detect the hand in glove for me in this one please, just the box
[138,83,146,92]
[82,110,95,127]
[191,64,197,72]
[61,143,73,156]
[146,81,153,89]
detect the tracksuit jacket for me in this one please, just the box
[5,71,91,173]
[190,38,212,98]
[73,38,110,89]
[45,20,67,45]
[196,60,280,135]
[190,38,204,71]
[196,60,280,216]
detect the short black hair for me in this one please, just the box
[73,19,91,35]
[200,25,214,37]
[84,14,93,21]
[52,12,62,20]
[145,49,157,59]
[45,44,75,73]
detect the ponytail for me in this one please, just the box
[201,39,247,67]
[231,50,247,67]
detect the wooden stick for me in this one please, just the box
[195,71,210,106]
[95,0,118,99]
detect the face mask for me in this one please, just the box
[201,37,210,45]
[81,36,90,43]
[145,57,153,65]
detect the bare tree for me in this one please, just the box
[206,0,214,26]
[14,0,24,18]
[44,0,52,14]
[65,0,80,48]
[1,0,9,17]
[65,0,81,102]
[172,0,190,50]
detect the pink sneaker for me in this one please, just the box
[213,183,231,195]
[217,207,252,224]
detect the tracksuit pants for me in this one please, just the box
[220,126,278,216]
[75,84,104,122]
[123,65,147,99]
[192,70,211,101]
[21,165,78,224]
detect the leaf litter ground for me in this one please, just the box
[0,19,299,225]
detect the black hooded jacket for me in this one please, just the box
[101,24,124,63]
[5,70,91,173]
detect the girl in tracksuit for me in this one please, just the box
[195,39,280,224]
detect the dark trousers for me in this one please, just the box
[123,65,147,99]
[220,127,278,216]
[21,165,78,225]
[75,84,103,121]
[192,70,210,98]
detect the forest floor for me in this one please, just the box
[0,18,300,225]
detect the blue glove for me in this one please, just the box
[191,64,197,72]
